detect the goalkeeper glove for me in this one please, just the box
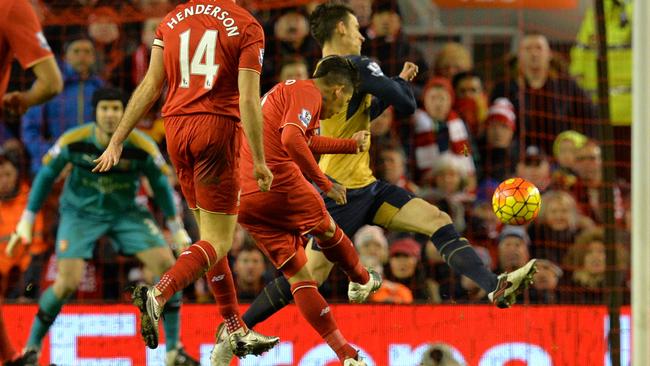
[6,210,35,257]
[166,216,191,256]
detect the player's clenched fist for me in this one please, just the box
[6,210,35,257]
[399,62,419,82]
[351,130,371,152]
[327,182,347,205]
[93,142,123,172]
[254,163,274,192]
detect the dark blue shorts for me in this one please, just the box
[322,179,414,238]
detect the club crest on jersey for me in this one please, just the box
[299,109,312,128]
[36,31,52,51]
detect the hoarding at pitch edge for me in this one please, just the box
[4,304,630,365]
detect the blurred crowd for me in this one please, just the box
[0,0,632,306]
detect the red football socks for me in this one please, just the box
[290,281,357,362]
[206,257,246,333]
[0,306,18,362]
[155,240,217,303]
[317,226,370,284]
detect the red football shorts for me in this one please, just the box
[164,114,241,214]
[238,180,328,269]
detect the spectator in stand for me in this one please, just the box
[452,71,488,137]
[277,56,310,82]
[346,0,373,29]
[515,145,552,193]
[528,190,587,264]
[413,77,475,186]
[263,8,320,92]
[129,17,162,89]
[362,0,429,91]
[378,144,419,194]
[87,7,128,89]
[22,38,104,175]
[0,148,49,299]
[496,226,530,273]
[361,255,414,304]
[433,42,473,80]
[233,243,269,301]
[385,237,439,303]
[571,139,625,225]
[129,17,167,146]
[422,154,472,234]
[353,225,390,265]
[475,98,517,183]
[562,227,629,304]
[369,107,401,173]
[528,259,563,304]
[550,130,588,191]
[491,33,596,155]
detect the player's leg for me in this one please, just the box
[20,211,103,363]
[149,116,277,356]
[115,208,199,366]
[214,230,361,366]
[240,185,375,330]
[136,247,197,366]
[281,246,361,363]
[22,257,85,363]
[380,190,536,307]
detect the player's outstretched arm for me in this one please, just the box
[238,69,273,191]
[309,130,370,154]
[7,140,68,256]
[94,47,165,172]
[362,59,418,120]
[2,57,63,115]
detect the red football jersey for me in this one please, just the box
[0,0,53,100]
[241,79,322,194]
[154,0,265,119]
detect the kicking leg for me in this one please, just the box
[311,217,381,303]
[282,247,360,363]
[239,234,341,334]
[384,198,536,307]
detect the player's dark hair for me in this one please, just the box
[92,87,126,110]
[313,55,360,94]
[309,2,355,46]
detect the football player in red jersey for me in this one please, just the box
[93,0,278,359]
[212,56,378,366]
[0,0,63,364]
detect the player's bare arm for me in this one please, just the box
[2,57,62,115]
[238,69,273,191]
[93,47,165,172]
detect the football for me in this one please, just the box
[492,177,542,225]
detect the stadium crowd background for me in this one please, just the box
[0,0,632,307]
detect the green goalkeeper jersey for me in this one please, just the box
[27,122,176,220]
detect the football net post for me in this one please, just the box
[632,0,650,364]
[594,1,621,365]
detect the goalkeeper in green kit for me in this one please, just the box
[7,88,200,366]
